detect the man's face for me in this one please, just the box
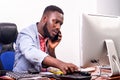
[43,11,64,39]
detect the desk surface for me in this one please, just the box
[1,75,120,80]
[0,76,54,80]
[1,67,120,80]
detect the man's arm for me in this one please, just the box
[47,46,56,58]
[42,56,78,74]
[45,32,78,74]
[47,32,62,58]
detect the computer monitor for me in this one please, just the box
[79,14,120,76]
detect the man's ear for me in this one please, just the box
[42,16,48,23]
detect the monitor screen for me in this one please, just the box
[80,13,120,68]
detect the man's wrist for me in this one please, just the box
[48,47,56,58]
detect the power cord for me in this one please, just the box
[91,59,101,76]
[90,59,110,78]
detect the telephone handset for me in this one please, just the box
[51,31,61,41]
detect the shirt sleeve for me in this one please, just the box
[17,32,48,67]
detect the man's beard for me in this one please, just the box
[43,23,52,39]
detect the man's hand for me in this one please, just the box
[47,32,62,58]
[42,56,79,74]
[57,61,79,74]
[48,32,62,49]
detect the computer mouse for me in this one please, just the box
[66,70,91,76]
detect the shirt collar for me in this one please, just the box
[38,32,48,41]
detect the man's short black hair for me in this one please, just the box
[43,5,64,15]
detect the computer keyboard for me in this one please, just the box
[6,71,41,80]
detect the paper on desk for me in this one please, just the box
[80,67,96,72]
[40,72,53,75]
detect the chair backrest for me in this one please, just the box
[0,23,18,71]
[0,23,18,44]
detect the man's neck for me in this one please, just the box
[37,22,45,37]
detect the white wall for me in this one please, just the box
[97,0,120,16]
[0,0,97,67]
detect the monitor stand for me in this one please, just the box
[104,39,120,76]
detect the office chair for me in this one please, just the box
[0,23,18,71]
[0,51,15,70]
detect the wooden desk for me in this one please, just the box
[91,75,120,80]
[0,76,55,80]
[1,68,120,80]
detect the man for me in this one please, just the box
[13,5,78,74]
